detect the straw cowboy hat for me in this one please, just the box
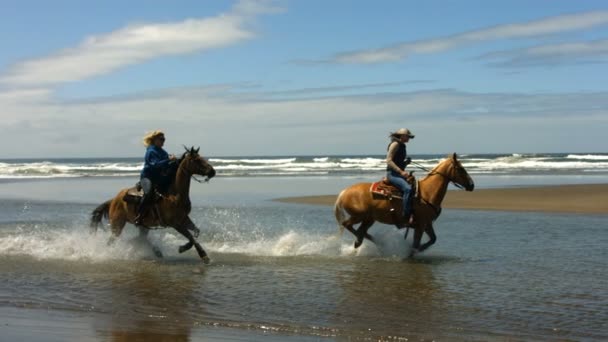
[391,128,415,138]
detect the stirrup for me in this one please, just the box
[134,214,144,226]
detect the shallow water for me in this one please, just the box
[1,178,607,341]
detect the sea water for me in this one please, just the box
[1,157,607,340]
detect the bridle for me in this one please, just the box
[410,159,468,190]
[178,154,212,183]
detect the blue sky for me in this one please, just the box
[1,0,607,157]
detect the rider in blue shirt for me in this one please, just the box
[135,130,176,226]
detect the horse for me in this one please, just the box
[90,146,216,263]
[334,153,474,256]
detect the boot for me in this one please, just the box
[134,200,147,226]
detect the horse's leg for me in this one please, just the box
[136,227,163,258]
[417,224,437,252]
[174,218,209,264]
[107,217,126,246]
[354,219,375,249]
[341,216,362,239]
[177,217,196,253]
[409,226,424,257]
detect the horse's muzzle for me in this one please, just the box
[207,168,216,179]
[466,183,475,191]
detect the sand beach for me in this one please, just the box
[276,183,608,214]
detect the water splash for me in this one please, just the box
[0,221,414,262]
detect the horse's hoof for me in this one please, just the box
[409,248,420,258]
[178,245,188,254]
[354,239,363,249]
[202,256,211,265]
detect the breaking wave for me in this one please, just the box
[1,153,608,179]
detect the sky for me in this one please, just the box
[1,0,608,158]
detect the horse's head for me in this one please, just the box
[446,153,474,191]
[180,146,216,180]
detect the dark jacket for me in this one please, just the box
[140,145,172,186]
[386,140,407,172]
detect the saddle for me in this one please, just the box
[122,182,162,204]
[370,173,416,200]
[123,182,166,227]
[371,173,418,228]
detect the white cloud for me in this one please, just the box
[1,86,606,157]
[477,39,608,67]
[0,0,278,86]
[328,10,608,64]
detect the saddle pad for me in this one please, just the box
[370,181,403,199]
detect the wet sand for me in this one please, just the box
[275,183,608,214]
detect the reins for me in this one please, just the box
[410,160,465,190]
[178,162,210,184]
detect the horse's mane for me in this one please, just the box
[169,146,200,181]
[419,156,452,181]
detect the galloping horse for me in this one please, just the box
[90,147,216,262]
[334,153,474,255]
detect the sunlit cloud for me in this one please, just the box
[321,10,608,64]
[0,0,280,87]
[477,39,608,68]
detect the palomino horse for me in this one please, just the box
[90,147,216,262]
[334,153,474,255]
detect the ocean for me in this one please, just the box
[2,153,608,179]
[1,154,607,341]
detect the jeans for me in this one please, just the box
[136,178,154,219]
[386,170,412,216]
[140,177,153,201]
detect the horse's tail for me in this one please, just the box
[334,190,347,235]
[90,200,111,234]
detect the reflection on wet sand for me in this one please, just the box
[332,258,454,339]
[93,262,207,342]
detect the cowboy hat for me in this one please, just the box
[393,128,415,138]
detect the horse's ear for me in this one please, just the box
[453,153,458,161]
[183,145,189,153]
[195,147,200,154]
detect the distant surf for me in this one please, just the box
[1,153,607,179]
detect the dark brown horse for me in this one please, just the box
[90,147,216,262]
[334,153,474,255]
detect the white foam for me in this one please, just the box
[0,227,150,261]
[0,224,414,261]
[209,158,297,164]
[2,154,607,180]
[566,154,608,160]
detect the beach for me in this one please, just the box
[276,183,608,214]
[1,156,608,341]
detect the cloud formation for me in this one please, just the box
[0,0,278,87]
[1,85,606,157]
[477,39,608,68]
[326,10,608,64]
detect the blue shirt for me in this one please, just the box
[140,145,172,184]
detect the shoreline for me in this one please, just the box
[275,183,608,214]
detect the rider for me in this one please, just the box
[386,128,415,226]
[134,130,176,226]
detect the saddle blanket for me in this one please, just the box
[370,179,404,199]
